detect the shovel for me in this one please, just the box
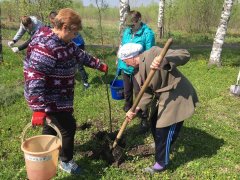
[112,38,173,148]
[230,69,240,96]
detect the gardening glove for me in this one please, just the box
[11,47,19,53]
[116,68,121,76]
[31,111,47,126]
[8,41,15,47]
[98,62,108,73]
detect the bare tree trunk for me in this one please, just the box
[95,0,104,47]
[0,5,3,63]
[209,0,234,67]
[157,0,165,39]
[119,0,130,41]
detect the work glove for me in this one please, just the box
[8,41,15,47]
[11,47,19,53]
[31,111,47,126]
[98,62,108,73]
[116,68,121,76]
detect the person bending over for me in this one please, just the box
[8,16,43,53]
[118,43,198,174]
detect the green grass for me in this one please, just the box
[2,18,240,47]
[0,43,239,179]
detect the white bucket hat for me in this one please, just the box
[118,43,143,60]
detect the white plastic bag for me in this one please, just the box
[230,70,240,96]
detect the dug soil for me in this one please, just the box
[77,122,155,167]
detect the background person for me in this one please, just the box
[8,16,43,53]
[48,10,58,27]
[117,10,155,133]
[118,43,198,174]
[72,34,90,89]
[25,8,108,175]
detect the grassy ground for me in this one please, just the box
[0,42,239,179]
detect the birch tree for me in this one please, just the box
[209,0,234,66]
[119,0,130,38]
[157,0,165,39]
[0,5,3,63]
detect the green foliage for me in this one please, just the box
[18,0,73,23]
[1,0,240,36]
[0,0,19,22]
[167,0,224,33]
[0,0,73,24]
[0,40,240,179]
[229,1,240,30]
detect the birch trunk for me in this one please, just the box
[119,0,130,40]
[0,5,3,62]
[157,0,165,39]
[209,0,234,66]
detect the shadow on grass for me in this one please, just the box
[122,125,224,172]
[72,124,224,178]
[168,126,225,171]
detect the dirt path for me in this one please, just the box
[2,39,239,49]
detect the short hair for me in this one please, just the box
[49,11,58,18]
[54,8,82,31]
[21,16,32,27]
[126,10,142,24]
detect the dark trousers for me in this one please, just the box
[78,45,88,83]
[122,72,140,110]
[151,110,183,166]
[78,64,88,83]
[42,112,76,162]
[123,72,148,120]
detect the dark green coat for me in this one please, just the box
[136,46,199,128]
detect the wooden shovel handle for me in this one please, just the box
[113,38,173,148]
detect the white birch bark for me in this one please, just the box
[0,5,3,62]
[209,0,234,66]
[157,0,165,39]
[119,0,130,34]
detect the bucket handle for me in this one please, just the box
[21,119,62,147]
[111,75,118,86]
[111,68,122,86]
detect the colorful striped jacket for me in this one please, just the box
[24,27,102,112]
